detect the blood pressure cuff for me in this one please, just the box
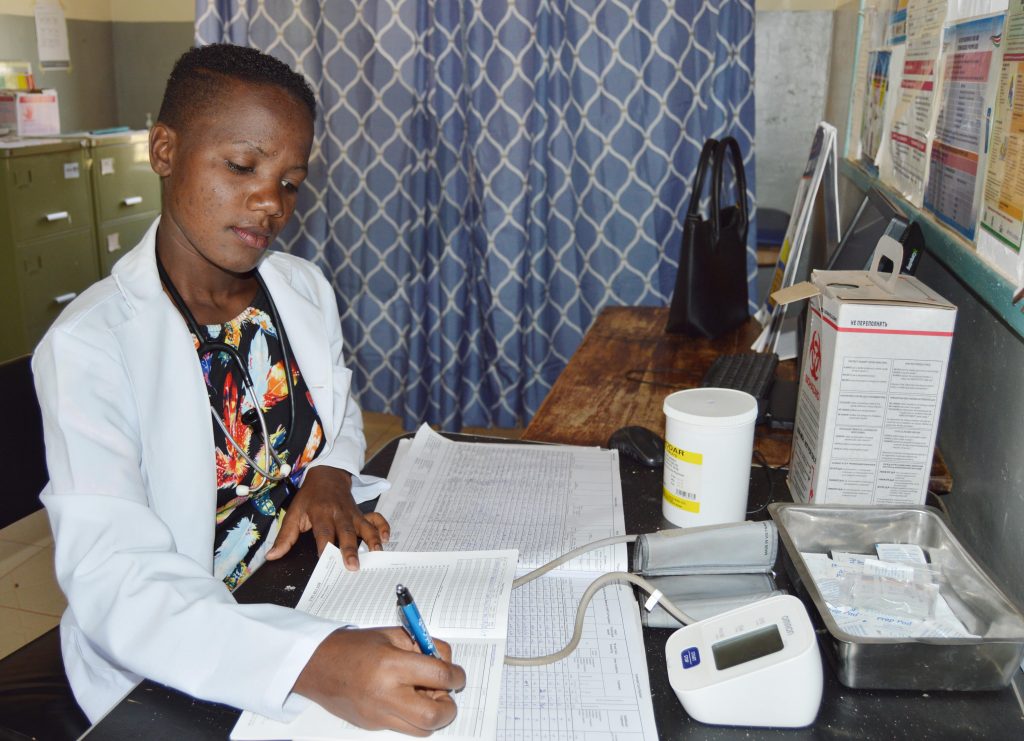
[641,573,783,628]
[632,520,777,576]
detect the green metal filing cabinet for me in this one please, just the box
[87,131,160,276]
[0,139,99,363]
[0,133,162,363]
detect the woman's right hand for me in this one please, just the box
[293,627,466,736]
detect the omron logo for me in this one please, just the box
[851,319,888,327]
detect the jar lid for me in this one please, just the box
[663,387,758,427]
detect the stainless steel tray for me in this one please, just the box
[768,502,1024,690]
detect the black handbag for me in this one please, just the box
[666,136,750,338]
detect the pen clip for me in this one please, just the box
[395,584,439,658]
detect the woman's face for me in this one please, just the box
[152,79,314,276]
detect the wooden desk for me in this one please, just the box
[526,306,952,493]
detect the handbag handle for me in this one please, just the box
[685,138,719,223]
[712,137,749,243]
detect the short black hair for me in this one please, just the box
[157,43,316,132]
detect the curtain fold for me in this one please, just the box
[196,0,757,430]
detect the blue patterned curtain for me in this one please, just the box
[195,1,756,430]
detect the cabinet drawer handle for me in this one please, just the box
[54,292,77,305]
[123,196,143,207]
[45,211,70,222]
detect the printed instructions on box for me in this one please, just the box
[825,356,942,503]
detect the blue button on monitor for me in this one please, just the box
[681,646,701,669]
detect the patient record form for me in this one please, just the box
[378,427,659,740]
[377,426,628,571]
[232,546,518,741]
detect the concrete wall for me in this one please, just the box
[755,8,835,214]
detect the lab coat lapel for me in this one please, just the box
[109,223,217,568]
[258,259,335,438]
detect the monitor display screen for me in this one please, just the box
[826,188,909,271]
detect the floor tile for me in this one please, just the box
[0,606,60,661]
[364,412,406,459]
[0,546,66,616]
[0,508,53,548]
[0,541,43,580]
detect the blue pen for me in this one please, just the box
[396,584,440,658]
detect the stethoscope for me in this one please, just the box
[156,253,296,493]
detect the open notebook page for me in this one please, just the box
[231,546,517,741]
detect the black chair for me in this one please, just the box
[0,354,89,740]
[0,629,88,740]
[0,355,47,529]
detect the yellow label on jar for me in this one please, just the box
[663,439,703,515]
[665,441,702,465]
[664,487,700,513]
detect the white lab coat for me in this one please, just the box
[33,218,383,722]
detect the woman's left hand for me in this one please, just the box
[266,465,390,569]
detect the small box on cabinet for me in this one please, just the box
[0,89,60,136]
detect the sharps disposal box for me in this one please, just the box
[0,89,60,136]
[772,238,956,506]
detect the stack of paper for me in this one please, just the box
[380,427,659,740]
[235,425,660,740]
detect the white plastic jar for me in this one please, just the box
[662,388,758,527]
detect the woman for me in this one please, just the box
[33,43,464,735]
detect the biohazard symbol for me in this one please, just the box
[809,330,822,381]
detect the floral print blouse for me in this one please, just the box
[194,286,325,590]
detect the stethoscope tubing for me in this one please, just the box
[156,253,297,484]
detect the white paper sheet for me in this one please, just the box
[499,571,659,740]
[376,426,628,572]
[34,0,70,70]
[231,546,518,741]
[381,428,658,739]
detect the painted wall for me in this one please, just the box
[0,0,193,132]
[0,14,118,133]
[0,0,192,22]
[112,23,194,129]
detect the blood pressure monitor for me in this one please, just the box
[664,594,822,728]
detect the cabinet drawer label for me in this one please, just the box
[63,162,79,179]
[101,157,115,175]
